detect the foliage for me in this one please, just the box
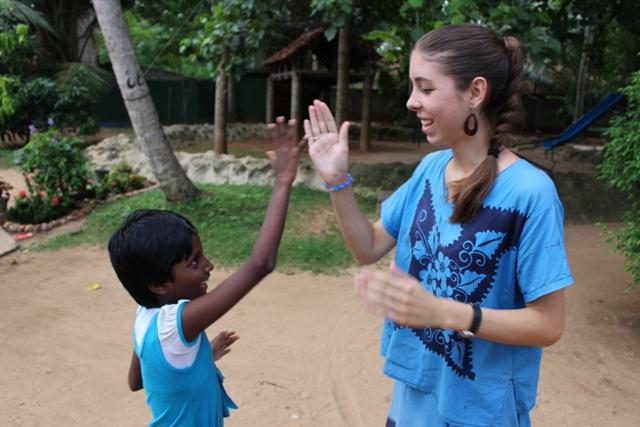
[95,161,148,200]
[179,0,276,79]
[599,70,640,288]
[0,20,101,142]
[310,0,352,40]
[6,191,74,224]
[0,22,32,75]
[36,184,377,274]
[50,67,100,135]
[16,128,92,199]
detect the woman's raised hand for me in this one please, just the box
[303,100,350,186]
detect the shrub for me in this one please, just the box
[17,128,92,199]
[599,70,640,288]
[6,191,75,224]
[95,162,148,200]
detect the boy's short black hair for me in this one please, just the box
[108,209,197,308]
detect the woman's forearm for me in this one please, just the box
[329,188,395,264]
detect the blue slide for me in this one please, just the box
[543,92,625,149]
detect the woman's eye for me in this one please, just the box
[420,88,433,94]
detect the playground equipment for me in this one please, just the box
[543,92,625,150]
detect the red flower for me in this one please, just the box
[51,195,61,206]
[111,180,118,188]
[18,190,27,199]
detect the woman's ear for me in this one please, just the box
[468,76,489,110]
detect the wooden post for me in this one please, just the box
[290,71,302,139]
[360,63,373,152]
[335,21,351,126]
[266,75,274,123]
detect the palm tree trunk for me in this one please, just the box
[93,0,198,201]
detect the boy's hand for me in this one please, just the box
[266,116,306,184]
[210,330,239,361]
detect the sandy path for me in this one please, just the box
[1,224,639,426]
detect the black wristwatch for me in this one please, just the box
[460,303,482,339]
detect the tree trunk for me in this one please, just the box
[214,69,228,154]
[360,62,372,152]
[93,0,198,201]
[227,75,237,123]
[574,25,594,121]
[335,21,351,126]
[77,9,98,66]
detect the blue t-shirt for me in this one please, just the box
[380,149,573,426]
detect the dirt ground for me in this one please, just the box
[1,140,640,426]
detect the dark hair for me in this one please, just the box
[108,209,197,308]
[414,23,525,222]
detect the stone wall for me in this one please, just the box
[86,133,324,190]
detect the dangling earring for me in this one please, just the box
[464,111,478,136]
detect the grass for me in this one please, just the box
[35,184,377,274]
[0,148,17,169]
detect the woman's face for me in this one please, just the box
[406,51,471,147]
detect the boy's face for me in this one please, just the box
[162,235,214,301]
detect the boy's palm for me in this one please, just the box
[266,116,305,182]
[210,330,239,361]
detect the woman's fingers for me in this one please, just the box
[309,105,322,137]
[315,100,338,133]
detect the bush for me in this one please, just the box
[7,191,75,224]
[95,162,148,200]
[17,128,92,199]
[599,70,640,288]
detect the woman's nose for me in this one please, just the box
[406,90,420,111]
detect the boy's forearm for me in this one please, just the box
[181,178,293,340]
[248,177,293,270]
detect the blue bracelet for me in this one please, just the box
[324,173,353,192]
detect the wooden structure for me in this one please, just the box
[263,27,379,144]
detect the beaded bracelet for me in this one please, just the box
[324,173,353,192]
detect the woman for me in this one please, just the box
[304,24,573,426]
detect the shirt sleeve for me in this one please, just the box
[157,299,202,369]
[516,181,574,302]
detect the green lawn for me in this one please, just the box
[36,184,377,274]
[0,148,17,169]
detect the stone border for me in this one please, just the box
[1,184,158,235]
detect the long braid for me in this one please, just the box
[443,30,526,223]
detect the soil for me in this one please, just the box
[1,138,639,426]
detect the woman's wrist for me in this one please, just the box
[437,298,476,332]
[323,171,350,187]
[324,172,352,192]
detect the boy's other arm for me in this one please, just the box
[128,351,143,391]
[181,117,301,341]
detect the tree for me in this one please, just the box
[93,0,198,201]
[599,70,640,289]
[180,0,275,154]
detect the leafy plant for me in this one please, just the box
[96,162,148,199]
[17,128,92,199]
[6,191,75,224]
[599,70,640,288]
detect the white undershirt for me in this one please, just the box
[135,300,201,369]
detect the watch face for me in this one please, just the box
[460,330,475,339]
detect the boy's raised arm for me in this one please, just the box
[181,117,303,341]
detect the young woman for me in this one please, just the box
[304,24,573,426]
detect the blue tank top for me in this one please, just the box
[134,310,236,426]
